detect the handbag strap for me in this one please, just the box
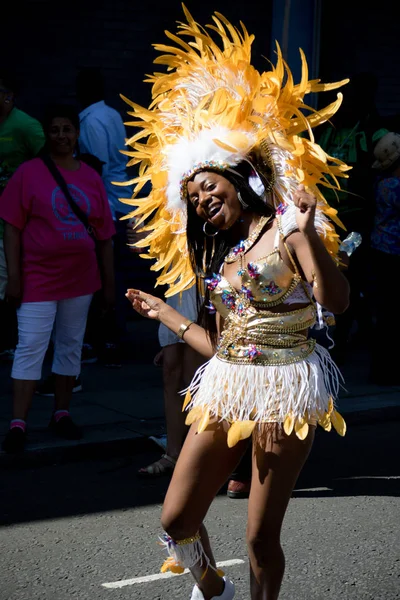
[40,155,95,239]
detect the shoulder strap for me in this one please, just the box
[278,215,317,307]
[282,239,317,307]
[273,227,280,250]
[40,155,95,239]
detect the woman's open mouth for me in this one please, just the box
[209,203,223,223]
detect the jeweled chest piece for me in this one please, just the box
[224,216,271,264]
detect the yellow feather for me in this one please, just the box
[197,408,211,434]
[283,413,295,436]
[182,390,191,411]
[161,558,184,574]
[227,422,242,448]
[238,420,257,440]
[227,420,255,448]
[295,48,309,98]
[213,139,239,153]
[185,406,203,426]
[318,412,332,432]
[331,411,347,436]
[294,418,309,441]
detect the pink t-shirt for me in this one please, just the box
[0,158,116,302]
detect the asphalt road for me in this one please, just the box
[0,420,399,600]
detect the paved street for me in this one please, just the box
[1,419,399,600]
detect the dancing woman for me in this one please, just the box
[125,7,350,599]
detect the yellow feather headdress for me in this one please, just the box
[118,5,351,296]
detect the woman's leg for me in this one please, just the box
[161,418,248,599]
[52,294,92,412]
[11,301,57,419]
[247,424,315,600]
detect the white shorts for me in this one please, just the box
[0,240,7,301]
[11,295,93,380]
[158,286,199,347]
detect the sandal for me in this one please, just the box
[137,453,177,477]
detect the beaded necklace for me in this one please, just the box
[220,215,273,320]
[224,216,272,264]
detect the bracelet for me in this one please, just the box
[177,319,194,340]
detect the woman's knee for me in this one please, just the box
[246,527,283,566]
[161,506,198,540]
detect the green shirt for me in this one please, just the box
[0,107,45,238]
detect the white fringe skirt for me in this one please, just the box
[183,343,347,445]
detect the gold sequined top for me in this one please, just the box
[208,234,316,367]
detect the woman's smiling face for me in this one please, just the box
[47,117,79,157]
[187,170,242,230]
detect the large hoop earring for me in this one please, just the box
[203,221,219,237]
[237,191,248,209]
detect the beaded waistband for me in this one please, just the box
[217,337,316,366]
[217,304,317,365]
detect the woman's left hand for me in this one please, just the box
[293,184,317,235]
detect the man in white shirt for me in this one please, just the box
[76,69,135,367]
[76,68,132,221]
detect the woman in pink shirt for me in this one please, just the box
[0,104,115,453]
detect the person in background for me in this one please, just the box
[369,132,400,385]
[0,70,45,362]
[0,103,115,454]
[35,151,106,397]
[76,68,134,367]
[138,286,204,476]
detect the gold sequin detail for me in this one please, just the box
[176,532,201,546]
[217,338,316,366]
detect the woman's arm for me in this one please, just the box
[288,230,350,313]
[4,223,22,307]
[126,289,214,358]
[286,185,350,314]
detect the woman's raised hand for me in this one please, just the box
[293,184,317,236]
[125,289,165,320]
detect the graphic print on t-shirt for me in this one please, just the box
[52,184,91,225]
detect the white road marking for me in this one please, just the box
[294,486,333,492]
[102,559,245,589]
[334,476,400,480]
